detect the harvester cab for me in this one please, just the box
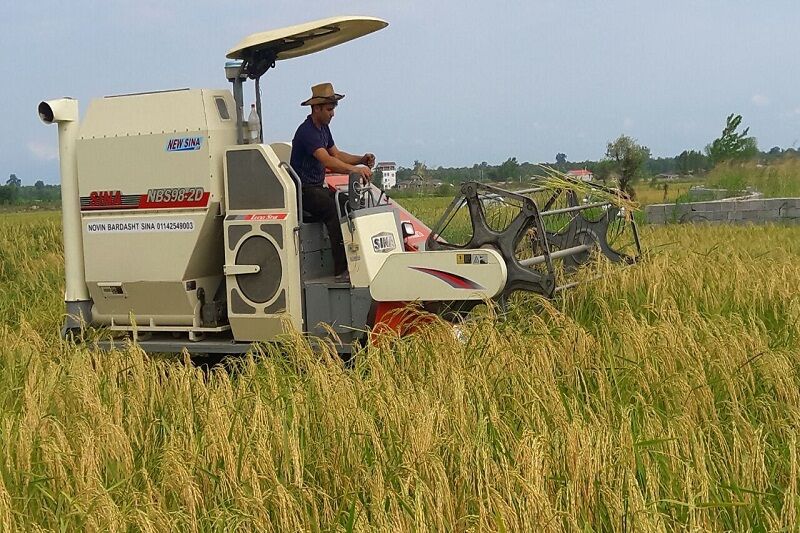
[39,16,640,356]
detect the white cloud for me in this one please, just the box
[781,107,800,119]
[751,94,770,107]
[27,141,59,161]
[623,117,634,130]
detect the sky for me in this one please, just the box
[2,0,799,184]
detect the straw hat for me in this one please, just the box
[301,82,345,106]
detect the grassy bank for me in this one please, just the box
[708,157,800,198]
[0,211,798,530]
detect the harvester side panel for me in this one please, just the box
[223,145,303,342]
[342,207,402,288]
[77,89,234,204]
[369,249,507,301]
[76,89,237,329]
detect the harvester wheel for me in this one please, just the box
[368,301,437,336]
[422,300,483,323]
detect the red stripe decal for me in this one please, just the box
[410,267,484,290]
[80,192,211,211]
[81,204,133,211]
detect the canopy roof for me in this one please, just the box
[227,16,388,61]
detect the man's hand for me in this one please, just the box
[353,165,372,183]
[361,153,376,168]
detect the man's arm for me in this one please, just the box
[313,148,372,179]
[329,145,375,168]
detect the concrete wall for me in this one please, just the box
[645,197,800,225]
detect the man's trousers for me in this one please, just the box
[302,185,348,275]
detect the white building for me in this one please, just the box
[375,161,397,189]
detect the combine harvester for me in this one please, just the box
[39,16,640,356]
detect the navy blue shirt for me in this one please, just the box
[290,116,335,187]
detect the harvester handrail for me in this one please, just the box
[279,162,305,221]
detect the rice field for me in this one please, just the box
[1,209,799,531]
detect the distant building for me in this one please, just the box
[395,175,447,191]
[567,169,593,182]
[375,161,397,189]
[396,174,426,190]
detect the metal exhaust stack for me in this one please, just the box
[38,98,92,334]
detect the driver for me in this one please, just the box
[290,82,374,282]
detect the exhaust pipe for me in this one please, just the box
[38,99,78,125]
[38,98,92,333]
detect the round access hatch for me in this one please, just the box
[235,235,282,304]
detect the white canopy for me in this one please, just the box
[227,16,388,61]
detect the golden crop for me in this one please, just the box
[0,210,798,531]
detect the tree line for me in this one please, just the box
[4,114,788,204]
[397,113,792,198]
[0,174,61,206]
